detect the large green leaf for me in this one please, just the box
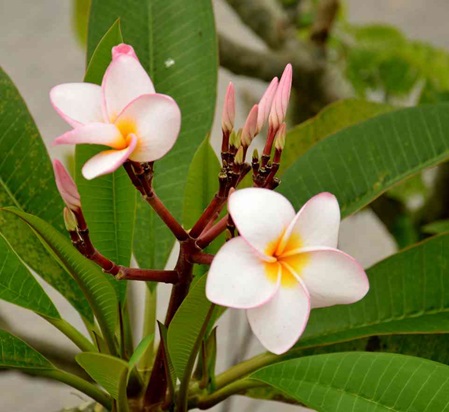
[88,0,218,269]
[75,21,134,304]
[3,208,118,355]
[280,99,393,174]
[76,352,128,400]
[0,329,54,370]
[293,233,449,350]
[279,104,449,218]
[167,275,212,380]
[251,353,449,411]
[0,67,92,321]
[0,234,59,319]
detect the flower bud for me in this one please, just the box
[63,207,78,231]
[229,130,241,150]
[234,146,244,165]
[274,123,287,151]
[252,148,259,162]
[222,82,235,134]
[240,105,259,147]
[112,43,139,60]
[268,64,292,131]
[256,77,278,134]
[53,160,81,212]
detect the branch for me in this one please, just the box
[310,0,340,47]
[224,0,289,49]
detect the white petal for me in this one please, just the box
[81,135,137,180]
[102,54,155,121]
[298,247,369,308]
[53,123,125,149]
[280,192,340,254]
[50,83,104,127]
[247,282,310,354]
[228,188,296,259]
[206,237,279,309]
[115,94,181,162]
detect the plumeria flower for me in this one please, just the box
[206,188,369,354]
[50,43,181,180]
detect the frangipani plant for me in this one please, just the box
[4,2,449,412]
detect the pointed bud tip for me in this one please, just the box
[112,43,138,60]
[222,82,236,133]
[234,147,244,165]
[63,207,78,231]
[53,160,81,211]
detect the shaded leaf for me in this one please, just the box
[3,208,118,355]
[0,67,92,321]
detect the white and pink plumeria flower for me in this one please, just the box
[206,188,369,355]
[50,44,181,180]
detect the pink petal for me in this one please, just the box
[222,82,235,133]
[50,83,104,128]
[112,43,138,60]
[53,160,81,211]
[53,123,125,149]
[269,64,292,130]
[279,192,340,254]
[228,188,295,259]
[247,281,310,354]
[102,53,155,122]
[257,77,278,133]
[206,237,280,309]
[115,94,181,162]
[81,135,138,180]
[298,247,369,309]
[241,105,259,147]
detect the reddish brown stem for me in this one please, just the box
[189,194,227,239]
[190,252,215,266]
[261,125,277,166]
[116,268,178,283]
[196,215,229,249]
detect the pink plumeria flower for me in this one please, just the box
[268,63,292,131]
[50,43,181,180]
[206,188,369,354]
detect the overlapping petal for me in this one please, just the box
[115,94,181,162]
[299,247,369,308]
[206,237,280,309]
[81,135,138,180]
[50,83,104,128]
[247,282,310,354]
[102,53,155,122]
[280,192,340,254]
[228,188,295,258]
[53,123,125,149]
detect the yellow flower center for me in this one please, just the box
[114,118,138,149]
[264,231,309,288]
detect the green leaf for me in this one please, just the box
[280,99,393,174]
[294,232,449,350]
[88,0,218,269]
[0,67,92,322]
[76,21,135,304]
[251,353,449,411]
[167,275,212,379]
[72,0,91,46]
[280,104,449,218]
[3,208,118,355]
[0,234,60,319]
[423,219,449,235]
[128,333,154,370]
[183,137,221,230]
[0,329,54,370]
[76,352,128,400]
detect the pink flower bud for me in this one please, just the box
[269,64,292,131]
[241,105,259,147]
[53,160,81,211]
[256,77,278,134]
[222,82,235,134]
[112,43,139,60]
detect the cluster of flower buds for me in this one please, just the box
[220,64,292,192]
